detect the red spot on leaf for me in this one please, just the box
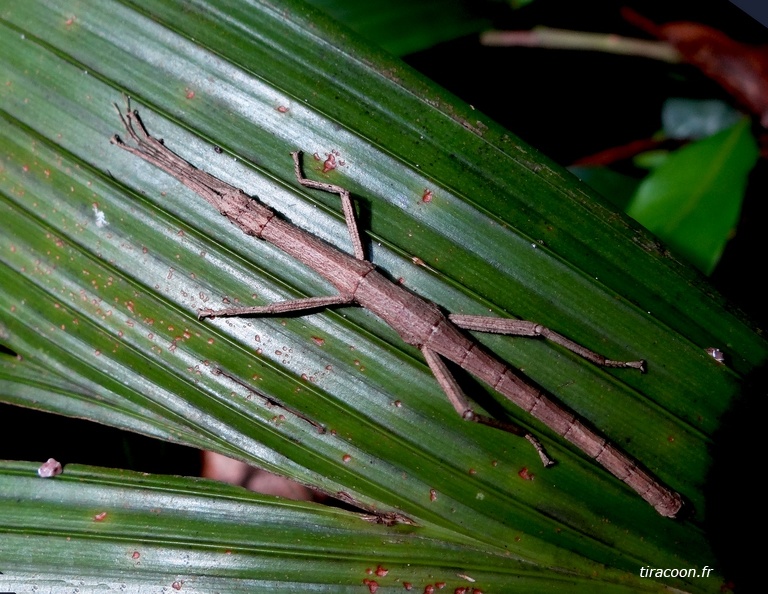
[518,467,534,480]
[342,454,352,463]
[429,488,437,501]
[311,336,325,346]
[132,551,140,559]
[322,153,338,173]
[276,105,289,113]
[185,89,195,100]
[422,189,433,203]
[424,585,435,594]
[375,565,388,577]
[93,511,107,521]
[404,583,413,591]
[172,580,183,590]
[363,579,379,593]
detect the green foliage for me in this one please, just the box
[0,1,763,591]
[627,118,758,274]
[4,461,576,592]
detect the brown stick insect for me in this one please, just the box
[111,100,683,518]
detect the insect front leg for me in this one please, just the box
[291,151,366,261]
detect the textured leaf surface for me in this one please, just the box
[4,461,636,593]
[0,0,762,591]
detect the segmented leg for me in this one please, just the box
[291,151,366,261]
[199,293,354,319]
[449,315,646,372]
[421,346,555,467]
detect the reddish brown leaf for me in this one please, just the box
[623,8,768,126]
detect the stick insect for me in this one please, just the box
[111,101,683,518]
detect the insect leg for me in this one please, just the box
[291,151,366,261]
[420,346,555,467]
[449,315,646,372]
[199,293,354,319]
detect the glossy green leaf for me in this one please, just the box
[4,461,646,593]
[626,118,759,274]
[0,1,762,591]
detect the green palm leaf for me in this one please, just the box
[0,461,667,593]
[1,1,760,590]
